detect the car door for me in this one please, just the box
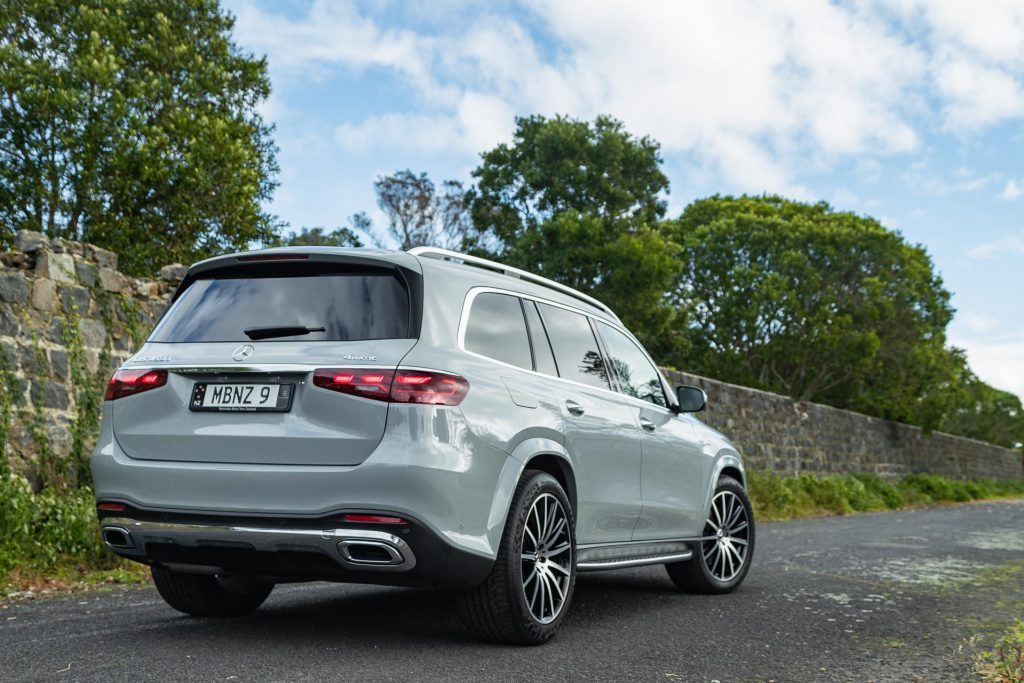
[596,321,710,539]
[535,303,643,545]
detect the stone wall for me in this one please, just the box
[0,230,1019,486]
[0,231,182,487]
[664,370,1023,482]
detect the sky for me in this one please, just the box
[222,0,1022,397]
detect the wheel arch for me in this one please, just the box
[521,452,578,520]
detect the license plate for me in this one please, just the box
[189,383,294,412]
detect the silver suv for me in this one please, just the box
[93,247,754,644]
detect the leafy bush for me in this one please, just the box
[747,470,1024,521]
[0,474,112,577]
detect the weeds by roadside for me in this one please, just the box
[968,620,1024,682]
[747,471,1024,521]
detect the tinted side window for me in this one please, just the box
[523,300,558,376]
[151,273,409,343]
[465,293,532,369]
[538,304,610,389]
[598,322,666,407]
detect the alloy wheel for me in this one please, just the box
[520,493,572,624]
[700,490,750,582]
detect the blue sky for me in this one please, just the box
[224,0,1023,397]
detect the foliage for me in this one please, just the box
[468,115,684,358]
[666,195,959,431]
[369,170,471,250]
[277,226,364,248]
[0,474,113,578]
[0,0,280,275]
[974,619,1024,683]
[746,470,1024,521]
[941,371,1024,449]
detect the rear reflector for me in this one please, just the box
[105,368,168,401]
[313,368,469,406]
[97,502,126,512]
[342,514,408,525]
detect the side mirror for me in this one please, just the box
[675,385,707,413]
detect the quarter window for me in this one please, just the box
[464,293,533,370]
[598,322,667,407]
[538,304,610,390]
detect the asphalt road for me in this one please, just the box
[3,500,1024,682]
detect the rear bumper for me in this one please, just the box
[97,506,493,589]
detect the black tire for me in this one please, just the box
[151,565,273,617]
[459,470,576,645]
[666,475,755,594]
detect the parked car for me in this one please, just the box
[92,246,754,644]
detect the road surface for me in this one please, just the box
[3,499,1023,682]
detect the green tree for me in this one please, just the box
[277,226,364,248]
[942,370,1024,449]
[666,195,958,429]
[0,0,279,275]
[469,115,683,357]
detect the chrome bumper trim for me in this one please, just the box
[100,517,417,572]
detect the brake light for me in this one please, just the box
[313,368,469,406]
[96,502,126,512]
[104,368,168,401]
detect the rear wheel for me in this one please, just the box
[151,565,273,617]
[666,476,754,594]
[459,470,576,644]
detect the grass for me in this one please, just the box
[746,471,1024,521]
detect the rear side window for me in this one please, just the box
[598,322,667,407]
[464,293,532,370]
[538,304,610,390]
[151,274,410,342]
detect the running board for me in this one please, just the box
[576,540,694,572]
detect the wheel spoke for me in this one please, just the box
[549,561,571,576]
[550,517,567,544]
[729,521,748,535]
[729,537,748,547]
[547,542,571,557]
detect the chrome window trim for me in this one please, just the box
[457,286,679,408]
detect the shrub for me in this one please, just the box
[0,474,112,577]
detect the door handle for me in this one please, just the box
[639,417,656,431]
[565,400,585,416]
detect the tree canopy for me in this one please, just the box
[664,195,960,429]
[0,0,279,275]
[468,114,683,359]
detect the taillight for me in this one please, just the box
[313,368,469,406]
[97,502,126,512]
[104,368,168,401]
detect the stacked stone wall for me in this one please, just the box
[0,229,1019,486]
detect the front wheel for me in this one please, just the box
[151,565,273,617]
[666,475,755,594]
[458,470,576,644]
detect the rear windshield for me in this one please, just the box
[150,273,411,342]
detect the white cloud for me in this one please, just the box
[230,0,1024,193]
[1000,179,1024,200]
[953,332,1024,398]
[962,312,999,334]
[968,231,1024,259]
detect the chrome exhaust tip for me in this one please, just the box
[337,540,404,565]
[102,526,135,549]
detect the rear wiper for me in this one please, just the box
[243,325,326,340]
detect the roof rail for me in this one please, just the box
[408,247,620,322]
